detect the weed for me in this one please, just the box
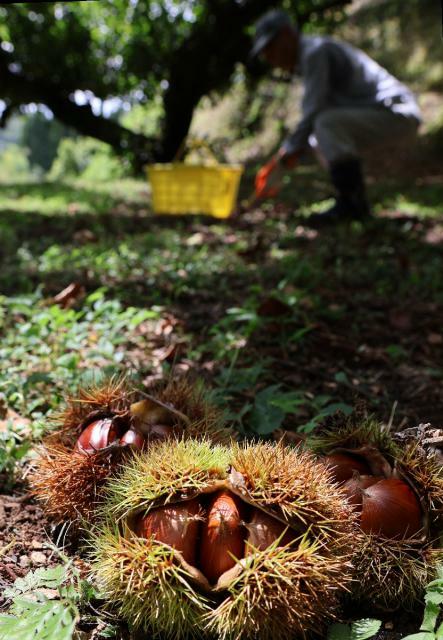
[0,556,116,640]
[0,289,159,421]
[401,566,443,640]
[0,431,31,490]
[327,619,382,640]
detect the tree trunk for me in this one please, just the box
[159,0,277,161]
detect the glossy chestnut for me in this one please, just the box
[75,418,118,455]
[199,491,245,584]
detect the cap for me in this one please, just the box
[250,10,293,59]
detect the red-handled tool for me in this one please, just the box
[255,155,282,199]
[235,151,299,215]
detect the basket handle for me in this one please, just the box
[173,138,219,164]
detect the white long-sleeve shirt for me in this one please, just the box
[282,35,422,155]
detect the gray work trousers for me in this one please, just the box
[309,106,420,167]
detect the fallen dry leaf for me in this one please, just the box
[52,282,85,309]
[154,315,181,337]
[73,229,97,244]
[0,409,31,435]
[186,232,205,246]
[152,342,185,364]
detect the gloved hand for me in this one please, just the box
[254,150,299,200]
[254,155,283,199]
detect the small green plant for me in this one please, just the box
[0,288,159,420]
[248,384,306,434]
[0,144,35,183]
[327,618,382,640]
[48,137,127,181]
[0,559,115,640]
[0,403,34,488]
[401,567,443,640]
[344,568,443,640]
[0,430,31,490]
[213,357,353,435]
[0,565,79,640]
[297,393,354,433]
[206,306,261,362]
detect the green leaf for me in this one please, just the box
[0,599,77,640]
[289,326,312,342]
[327,623,352,640]
[328,619,382,640]
[420,601,440,633]
[55,353,80,369]
[269,390,305,413]
[86,288,107,304]
[319,402,354,417]
[435,566,443,581]
[401,634,435,640]
[4,565,67,598]
[425,589,443,606]
[24,372,53,387]
[127,308,159,326]
[98,624,119,638]
[79,579,100,604]
[350,618,382,639]
[11,441,31,461]
[249,385,285,434]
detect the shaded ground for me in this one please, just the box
[0,160,442,638]
[0,491,55,605]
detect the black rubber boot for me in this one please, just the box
[309,158,370,226]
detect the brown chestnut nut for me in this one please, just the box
[323,452,371,484]
[75,418,118,455]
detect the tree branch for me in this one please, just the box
[0,49,158,171]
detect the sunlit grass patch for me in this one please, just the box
[0,288,160,421]
[0,179,148,216]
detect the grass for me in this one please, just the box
[0,164,441,437]
[0,289,160,420]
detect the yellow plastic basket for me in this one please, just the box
[147,142,243,218]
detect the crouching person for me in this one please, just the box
[251,10,421,223]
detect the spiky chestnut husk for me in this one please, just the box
[50,375,229,449]
[90,438,358,639]
[308,408,426,529]
[30,444,129,523]
[93,525,350,640]
[308,408,399,470]
[31,376,232,525]
[203,536,351,640]
[349,535,443,610]
[309,409,443,532]
[308,409,443,608]
[47,375,135,447]
[150,376,233,445]
[394,439,443,523]
[101,438,356,549]
[30,376,135,523]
